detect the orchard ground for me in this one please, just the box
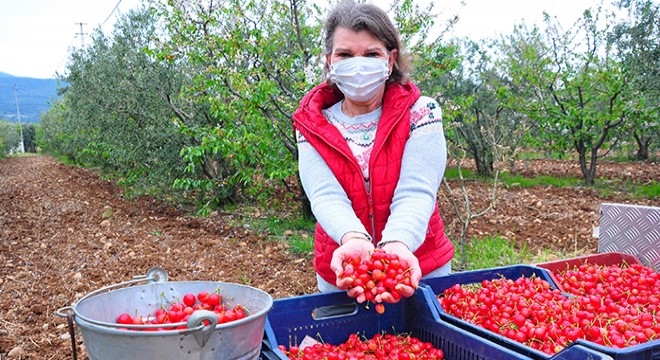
[1,155,658,358]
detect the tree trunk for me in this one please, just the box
[475,150,494,178]
[578,147,596,185]
[634,132,650,161]
[301,195,314,221]
[297,175,314,221]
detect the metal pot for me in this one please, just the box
[57,267,273,360]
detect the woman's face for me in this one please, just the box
[326,27,397,73]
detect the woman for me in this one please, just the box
[294,0,454,303]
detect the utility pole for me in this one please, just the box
[76,22,88,47]
[13,84,25,154]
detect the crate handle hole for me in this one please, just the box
[312,303,358,320]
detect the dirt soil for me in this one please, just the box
[1,155,658,359]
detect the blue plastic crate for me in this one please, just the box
[421,265,660,360]
[261,286,614,360]
[550,345,614,360]
[260,342,612,360]
[572,339,660,360]
[260,340,280,360]
[262,287,530,360]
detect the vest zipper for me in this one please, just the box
[364,176,375,244]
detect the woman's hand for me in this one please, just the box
[379,241,421,302]
[331,234,374,302]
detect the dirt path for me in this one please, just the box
[0,156,316,359]
[0,155,657,358]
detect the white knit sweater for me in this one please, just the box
[296,96,447,252]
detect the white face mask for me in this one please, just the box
[329,56,390,102]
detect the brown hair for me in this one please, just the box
[323,0,411,85]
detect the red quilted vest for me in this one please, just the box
[293,82,454,285]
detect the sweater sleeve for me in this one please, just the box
[296,131,369,244]
[379,96,447,252]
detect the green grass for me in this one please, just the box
[444,167,477,179]
[451,235,594,271]
[445,168,584,188]
[514,150,575,161]
[451,235,533,271]
[8,152,39,158]
[639,182,660,199]
[232,212,316,255]
[595,180,660,200]
[288,235,315,254]
[446,166,657,201]
[500,173,657,200]
[499,172,583,188]
[245,215,315,234]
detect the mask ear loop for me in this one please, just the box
[387,50,395,77]
[324,56,335,86]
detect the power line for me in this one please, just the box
[51,35,78,77]
[101,0,123,28]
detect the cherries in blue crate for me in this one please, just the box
[437,263,660,355]
[278,333,444,360]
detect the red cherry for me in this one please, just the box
[197,291,210,303]
[182,293,196,307]
[116,313,133,325]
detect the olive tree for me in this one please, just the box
[42,7,190,193]
[610,0,659,160]
[500,7,629,184]
[0,120,20,156]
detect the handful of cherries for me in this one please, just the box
[338,248,414,314]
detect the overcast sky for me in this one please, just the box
[0,0,612,79]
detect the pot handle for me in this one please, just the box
[78,267,168,303]
[56,267,168,319]
[187,310,219,348]
[55,305,74,318]
[55,267,170,329]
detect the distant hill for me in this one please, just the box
[0,72,63,124]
